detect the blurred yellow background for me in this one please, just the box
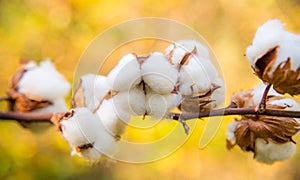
[1,0,300,179]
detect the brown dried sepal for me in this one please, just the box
[228,104,300,154]
[179,83,220,113]
[266,58,300,95]
[253,46,278,81]
[230,89,254,108]
[252,46,300,95]
[72,79,86,108]
[51,109,75,132]
[7,89,52,112]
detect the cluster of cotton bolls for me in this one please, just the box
[246,19,300,95]
[58,39,225,162]
[8,59,70,132]
[226,85,300,164]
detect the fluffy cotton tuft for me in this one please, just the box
[178,57,212,95]
[141,52,178,94]
[61,108,117,161]
[107,54,142,91]
[18,59,70,101]
[96,99,129,137]
[111,87,146,117]
[226,120,239,145]
[146,90,181,119]
[165,39,210,65]
[255,138,296,164]
[165,39,225,112]
[74,74,110,111]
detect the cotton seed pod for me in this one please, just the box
[107,53,142,91]
[146,88,182,119]
[141,52,178,94]
[227,88,300,164]
[60,108,117,162]
[73,74,110,111]
[246,19,300,95]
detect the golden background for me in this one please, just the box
[0,0,300,179]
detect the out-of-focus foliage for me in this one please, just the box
[1,0,300,179]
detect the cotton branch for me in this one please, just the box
[1,107,300,124]
[0,112,53,123]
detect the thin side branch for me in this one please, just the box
[257,84,272,113]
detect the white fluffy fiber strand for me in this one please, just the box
[61,108,117,161]
[18,59,70,101]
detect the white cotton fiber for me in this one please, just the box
[107,53,142,91]
[33,98,68,113]
[226,121,239,144]
[18,59,70,101]
[165,39,210,65]
[178,57,212,95]
[111,87,146,117]
[146,90,181,119]
[61,108,117,161]
[78,74,110,111]
[246,19,300,69]
[96,99,129,137]
[255,138,296,164]
[141,52,178,94]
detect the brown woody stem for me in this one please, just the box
[257,84,272,113]
[0,112,53,123]
[1,107,300,123]
[0,96,10,101]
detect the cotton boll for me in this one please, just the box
[96,99,129,137]
[146,91,181,119]
[61,108,117,161]
[73,74,110,111]
[107,53,141,91]
[255,138,296,164]
[18,59,70,101]
[141,52,178,94]
[246,19,286,63]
